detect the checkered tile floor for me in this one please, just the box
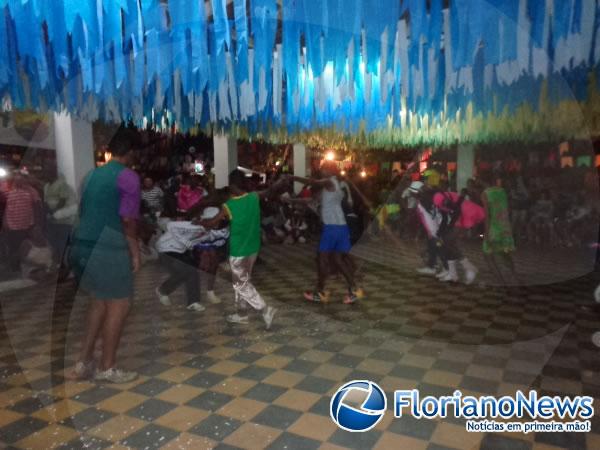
[1,239,600,450]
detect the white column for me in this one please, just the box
[213,134,238,189]
[456,144,475,192]
[53,112,95,192]
[293,143,309,194]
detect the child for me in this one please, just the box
[200,170,289,329]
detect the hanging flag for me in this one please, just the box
[212,0,231,53]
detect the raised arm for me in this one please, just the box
[292,175,335,191]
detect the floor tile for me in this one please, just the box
[120,423,180,448]
[188,414,242,440]
[252,405,303,430]
[223,422,281,449]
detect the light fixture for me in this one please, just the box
[360,170,367,178]
[104,151,112,162]
[325,151,335,161]
[0,167,7,178]
[275,160,281,166]
[340,170,346,176]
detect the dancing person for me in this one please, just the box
[481,176,518,284]
[200,170,288,329]
[193,207,230,304]
[67,132,141,384]
[432,189,483,284]
[292,161,364,304]
[155,208,229,311]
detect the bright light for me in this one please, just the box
[360,170,367,178]
[0,167,7,178]
[275,161,281,166]
[325,151,335,161]
[104,151,112,162]
[340,170,346,176]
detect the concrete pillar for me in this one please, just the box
[53,112,95,192]
[293,143,309,194]
[456,144,475,192]
[213,134,238,189]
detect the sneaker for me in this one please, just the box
[344,288,365,305]
[187,302,206,312]
[263,306,277,330]
[435,270,449,279]
[416,267,437,275]
[94,368,138,384]
[206,291,222,305]
[464,269,478,285]
[226,313,249,324]
[303,291,330,303]
[65,360,95,381]
[156,287,171,306]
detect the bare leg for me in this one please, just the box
[333,253,357,292]
[99,299,131,371]
[79,300,107,363]
[317,252,330,292]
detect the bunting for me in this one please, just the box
[0,0,598,147]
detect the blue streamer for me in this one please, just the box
[528,0,546,48]
[212,0,231,53]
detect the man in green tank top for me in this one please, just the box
[201,170,289,330]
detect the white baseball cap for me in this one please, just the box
[201,207,220,220]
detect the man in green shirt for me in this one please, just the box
[202,170,289,330]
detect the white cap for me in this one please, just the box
[201,207,220,220]
[408,181,424,193]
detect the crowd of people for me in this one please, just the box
[1,130,598,383]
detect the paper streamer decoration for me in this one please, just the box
[0,0,598,148]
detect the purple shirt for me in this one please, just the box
[117,168,141,219]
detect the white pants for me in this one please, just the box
[230,254,266,311]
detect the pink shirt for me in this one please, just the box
[433,192,485,229]
[177,186,205,212]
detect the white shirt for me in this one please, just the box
[320,177,347,226]
[156,221,229,254]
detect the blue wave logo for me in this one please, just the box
[330,380,387,432]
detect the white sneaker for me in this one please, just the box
[65,360,95,381]
[416,267,437,275]
[187,302,206,312]
[206,291,222,305]
[263,307,277,330]
[226,313,249,324]
[436,270,449,279]
[439,261,459,282]
[156,287,171,306]
[94,368,138,384]
[464,269,478,285]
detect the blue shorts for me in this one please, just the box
[319,225,352,253]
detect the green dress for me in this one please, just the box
[483,187,515,255]
[70,161,136,299]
